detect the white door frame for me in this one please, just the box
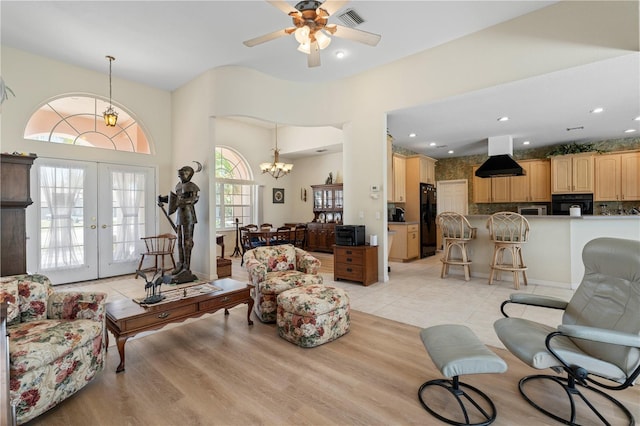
[27,159,156,284]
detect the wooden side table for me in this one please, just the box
[333,245,378,286]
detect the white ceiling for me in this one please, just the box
[2,0,639,159]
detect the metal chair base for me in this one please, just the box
[418,377,497,426]
[518,374,634,426]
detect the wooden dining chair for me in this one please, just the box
[136,233,177,277]
[293,224,307,248]
[259,223,273,230]
[273,226,292,245]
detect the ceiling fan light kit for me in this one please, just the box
[244,0,381,68]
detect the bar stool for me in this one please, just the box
[436,212,477,281]
[486,212,530,289]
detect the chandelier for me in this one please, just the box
[260,124,293,179]
[103,55,118,127]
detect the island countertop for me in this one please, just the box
[463,215,639,289]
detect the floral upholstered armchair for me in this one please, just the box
[244,244,323,323]
[0,274,107,424]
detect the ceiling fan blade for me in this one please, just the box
[308,41,321,68]
[321,0,350,16]
[331,24,381,46]
[243,28,291,47]
[266,0,297,15]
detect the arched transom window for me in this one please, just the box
[215,146,255,230]
[23,95,151,153]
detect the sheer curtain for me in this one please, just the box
[111,170,145,262]
[40,165,84,270]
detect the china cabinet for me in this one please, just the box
[311,184,343,223]
[1,154,36,277]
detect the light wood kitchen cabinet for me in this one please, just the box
[392,154,406,203]
[472,166,510,203]
[510,159,551,202]
[387,136,393,202]
[551,153,594,194]
[405,155,437,222]
[595,152,640,201]
[419,156,437,185]
[388,223,419,261]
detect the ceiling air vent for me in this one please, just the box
[336,8,365,27]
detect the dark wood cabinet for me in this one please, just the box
[1,154,36,277]
[333,245,378,286]
[306,222,336,253]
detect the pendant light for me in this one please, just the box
[103,55,118,127]
[259,124,293,179]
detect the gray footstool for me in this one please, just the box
[419,324,507,426]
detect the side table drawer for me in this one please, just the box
[335,263,363,280]
[199,290,249,311]
[125,303,197,330]
[334,247,364,264]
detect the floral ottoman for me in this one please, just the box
[276,284,350,348]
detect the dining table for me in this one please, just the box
[246,228,292,247]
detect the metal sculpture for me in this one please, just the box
[136,270,171,304]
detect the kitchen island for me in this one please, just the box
[465,215,639,289]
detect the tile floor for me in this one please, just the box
[61,251,574,350]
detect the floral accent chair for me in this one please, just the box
[0,274,107,424]
[244,244,323,323]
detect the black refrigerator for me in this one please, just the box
[420,183,437,258]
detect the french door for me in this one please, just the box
[26,159,156,284]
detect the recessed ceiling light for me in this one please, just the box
[335,51,345,59]
[634,116,640,121]
[409,133,416,138]
[448,150,454,154]
[523,141,530,145]
[497,116,509,122]
[429,142,437,146]
[590,107,604,114]
[624,129,637,133]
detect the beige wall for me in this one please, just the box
[173,1,638,281]
[3,1,638,282]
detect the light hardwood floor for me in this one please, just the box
[26,309,639,426]
[32,251,638,425]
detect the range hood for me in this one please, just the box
[474,135,525,178]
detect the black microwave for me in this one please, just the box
[335,225,365,246]
[551,194,593,215]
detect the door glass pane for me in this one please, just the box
[111,170,146,262]
[39,165,85,270]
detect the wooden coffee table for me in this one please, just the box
[105,278,254,373]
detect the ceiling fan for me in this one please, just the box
[243,0,381,68]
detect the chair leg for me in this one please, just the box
[518,247,528,286]
[418,376,498,426]
[136,254,146,278]
[461,242,470,281]
[489,246,501,285]
[510,246,519,290]
[518,374,634,426]
[441,242,451,278]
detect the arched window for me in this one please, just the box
[215,146,255,230]
[23,95,151,153]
